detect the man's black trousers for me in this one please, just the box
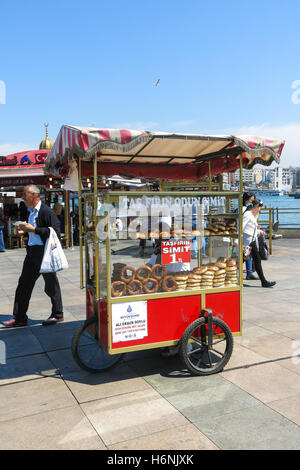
[13,245,63,321]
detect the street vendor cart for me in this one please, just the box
[45,127,284,375]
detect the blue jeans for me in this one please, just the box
[246,255,253,275]
[192,237,207,257]
[0,226,5,252]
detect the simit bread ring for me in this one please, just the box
[136,265,152,281]
[151,264,167,280]
[120,265,136,283]
[127,279,143,295]
[216,262,227,269]
[226,258,237,266]
[161,276,177,292]
[194,266,208,274]
[111,281,126,297]
[142,278,159,294]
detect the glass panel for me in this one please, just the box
[91,193,240,298]
[98,240,107,299]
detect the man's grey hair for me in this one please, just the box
[26,184,40,195]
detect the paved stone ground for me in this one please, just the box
[0,239,300,450]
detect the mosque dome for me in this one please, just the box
[39,122,54,149]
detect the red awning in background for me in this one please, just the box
[0,150,50,187]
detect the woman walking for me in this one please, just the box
[243,199,276,288]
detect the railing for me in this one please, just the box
[258,208,273,254]
[271,207,300,228]
[258,207,300,252]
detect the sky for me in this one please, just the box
[1,0,300,167]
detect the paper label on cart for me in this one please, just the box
[112,301,148,343]
[161,240,191,264]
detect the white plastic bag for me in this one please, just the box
[40,227,69,273]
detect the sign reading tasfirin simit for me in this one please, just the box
[161,239,191,264]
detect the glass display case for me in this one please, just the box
[84,191,242,301]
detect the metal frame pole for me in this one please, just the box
[78,158,84,289]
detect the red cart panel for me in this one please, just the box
[205,290,241,333]
[110,295,202,350]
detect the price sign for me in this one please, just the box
[161,240,191,264]
[112,301,148,343]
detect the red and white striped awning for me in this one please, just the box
[44,125,285,181]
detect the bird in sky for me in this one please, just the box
[154,79,160,87]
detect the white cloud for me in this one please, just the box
[0,143,35,156]
[225,122,300,168]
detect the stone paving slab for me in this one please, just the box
[0,326,44,359]
[108,423,219,450]
[63,364,153,403]
[153,375,260,423]
[192,404,300,450]
[235,329,296,360]
[81,388,189,447]
[222,361,300,403]
[267,394,300,427]
[0,242,300,450]
[0,377,77,422]
[0,406,105,450]
[30,321,82,351]
[0,353,58,385]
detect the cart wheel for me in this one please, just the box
[180,316,233,376]
[72,316,124,373]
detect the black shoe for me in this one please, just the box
[42,315,64,326]
[262,281,276,288]
[246,275,259,280]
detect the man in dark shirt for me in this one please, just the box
[3,185,64,327]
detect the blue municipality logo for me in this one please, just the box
[127,305,132,313]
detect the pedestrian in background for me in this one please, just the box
[0,206,5,252]
[3,185,64,328]
[243,199,276,288]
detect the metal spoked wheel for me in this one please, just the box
[72,316,124,373]
[180,315,233,376]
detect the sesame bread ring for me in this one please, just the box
[161,275,177,292]
[188,274,202,281]
[215,262,227,269]
[194,266,208,274]
[207,224,218,232]
[127,279,143,295]
[226,259,237,266]
[136,265,152,281]
[226,266,238,272]
[175,274,189,281]
[142,278,159,294]
[151,264,167,281]
[214,269,226,276]
[111,281,127,297]
[206,265,219,272]
[120,266,136,284]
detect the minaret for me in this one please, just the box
[39,122,54,149]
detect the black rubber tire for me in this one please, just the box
[72,316,124,373]
[180,316,233,376]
